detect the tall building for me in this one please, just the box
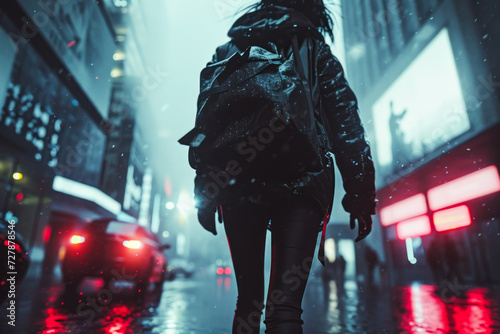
[0,1,117,264]
[0,0,166,270]
[341,0,500,285]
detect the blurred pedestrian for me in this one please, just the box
[336,254,346,289]
[181,1,376,333]
[425,235,445,287]
[442,234,464,284]
[320,255,335,300]
[365,246,379,286]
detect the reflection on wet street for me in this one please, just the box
[2,267,500,334]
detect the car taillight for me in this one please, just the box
[70,235,85,244]
[123,240,142,249]
[217,267,224,275]
[3,240,22,252]
[224,267,232,275]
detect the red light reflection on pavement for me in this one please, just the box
[224,277,231,291]
[103,304,135,334]
[39,298,140,334]
[42,308,68,334]
[448,288,496,334]
[394,284,499,333]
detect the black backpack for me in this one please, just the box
[179,36,331,183]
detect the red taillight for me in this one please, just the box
[123,240,142,249]
[217,267,224,275]
[70,235,85,244]
[224,267,232,275]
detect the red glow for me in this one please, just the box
[395,285,448,333]
[164,177,172,196]
[123,240,142,249]
[224,277,231,289]
[67,40,75,47]
[4,240,22,252]
[428,165,500,210]
[224,267,232,275]
[395,285,497,333]
[43,226,52,243]
[396,215,431,240]
[70,235,85,244]
[42,308,67,334]
[433,205,471,232]
[15,193,24,201]
[216,267,224,275]
[380,194,427,226]
[450,288,495,333]
[104,305,134,334]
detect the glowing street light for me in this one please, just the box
[165,201,175,210]
[12,173,23,180]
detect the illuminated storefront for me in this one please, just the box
[0,2,114,260]
[341,0,500,285]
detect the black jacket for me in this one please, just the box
[194,6,376,224]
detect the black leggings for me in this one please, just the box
[221,195,322,334]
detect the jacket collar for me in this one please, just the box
[228,6,324,42]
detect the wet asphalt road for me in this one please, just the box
[1,265,500,334]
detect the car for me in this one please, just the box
[61,218,169,296]
[165,258,196,280]
[207,259,233,277]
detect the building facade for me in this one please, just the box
[340,0,500,285]
[0,0,166,270]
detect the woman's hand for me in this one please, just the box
[350,213,372,242]
[197,206,217,235]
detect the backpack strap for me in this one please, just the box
[291,35,315,127]
[292,35,332,152]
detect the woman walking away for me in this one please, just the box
[179,1,376,333]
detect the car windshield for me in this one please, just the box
[83,220,149,240]
[105,221,139,237]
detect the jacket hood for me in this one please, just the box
[228,6,324,43]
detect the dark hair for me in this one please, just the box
[245,0,335,41]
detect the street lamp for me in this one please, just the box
[12,172,23,180]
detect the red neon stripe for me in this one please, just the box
[428,165,500,211]
[380,193,428,226]
[433,205,471,232]
[396,215,432,240]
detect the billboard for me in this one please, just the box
[373,28,470,179]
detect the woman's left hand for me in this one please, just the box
[350,213,372,242]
